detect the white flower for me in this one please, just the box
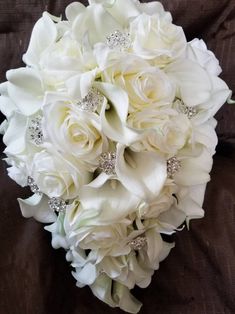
[165,59,230,119]
[43,95,108,167]
[68,2,123,47]
[130,12,187,67]
[6,68,45,116]
[90,144,167,202]
[18,193,57,223]
[23,12,59,68]
[103,56,175,111]
[128,108,192,155]
[31,148,92,199]
[186,39,222,76]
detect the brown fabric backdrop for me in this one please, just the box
[0,1,235,313]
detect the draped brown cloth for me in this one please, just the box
[0,1,234,313]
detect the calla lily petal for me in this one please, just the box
[165,59,211,106]
[18,193,57,223]
[95,82,140,144]
[116,144,167,201]
[23,12,57,67]
[7,68,44,116]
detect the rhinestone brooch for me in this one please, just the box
[99,152,116,175]
[48,197,67,213]
[179,102,197,119]
[167,156,181,178]
[106,30,131,51]
[129,236,147,251]
[77,88,104,112]
[27,176,41,195]
[28,115,43,145]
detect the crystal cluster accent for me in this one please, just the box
[99,152,116,175]
[129,236,147,251]
[28,115,43,145]
[167,156,181,178]
[77,88,104,112]
[106,30,131,51]
[48,197,67,213]
[27,176,41,195]
[179,102,197,119]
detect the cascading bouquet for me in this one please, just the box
[0,0,231,312]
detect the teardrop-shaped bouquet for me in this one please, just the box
[0,0,231,313]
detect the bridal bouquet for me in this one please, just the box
[0,0,231,312]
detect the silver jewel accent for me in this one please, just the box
[28,115,43,145]
[106,30,131,51]
[179,102,197,119]
[167,156,181,178]
[99,152,116,175]
[27,176,42,195]
[48,197,67,213]
[77,88,104,112]
[129,236,147,251]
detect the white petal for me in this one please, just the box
[90,275,116,307]
[0,94,17,118]
[112,281,142,313]
[3,111,27,155]
[193,76,230,124]
[177,195,204,228]
[116,145,167,201]
[73,263,97,285]
[72,3,121,45]
[45,216,69,249]
[175,149,213,186]
[159,241,175,262]
[146,229,163,269]
[101,0,140,26]
[23,12,57,67]
[65,2,86,22]
[95,82,140,144]
[66,69,97,100]
[165,59,211,106]
[80,180,140,222]
[18,194,57,223]
[7,68,43,116]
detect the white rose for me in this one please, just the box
[43,97,108,167]
[103,56,175,111]
[130,13,186,67]
[128,108,192,155]
[40,36,97,86]
[31,148,91,199]
[186,39,222,76]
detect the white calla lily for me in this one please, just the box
[3,111,27,155]
[23,12,58,68]
[66,69,98,99]
[94,82,140,144]
[72,3,121,46]
[79,179,140,223]
[90,275,142,314]
[165,59,211,106]
[6,68,44,116]
[174,148,213,186]
[18,193,57,223]
[116,144,167,201]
